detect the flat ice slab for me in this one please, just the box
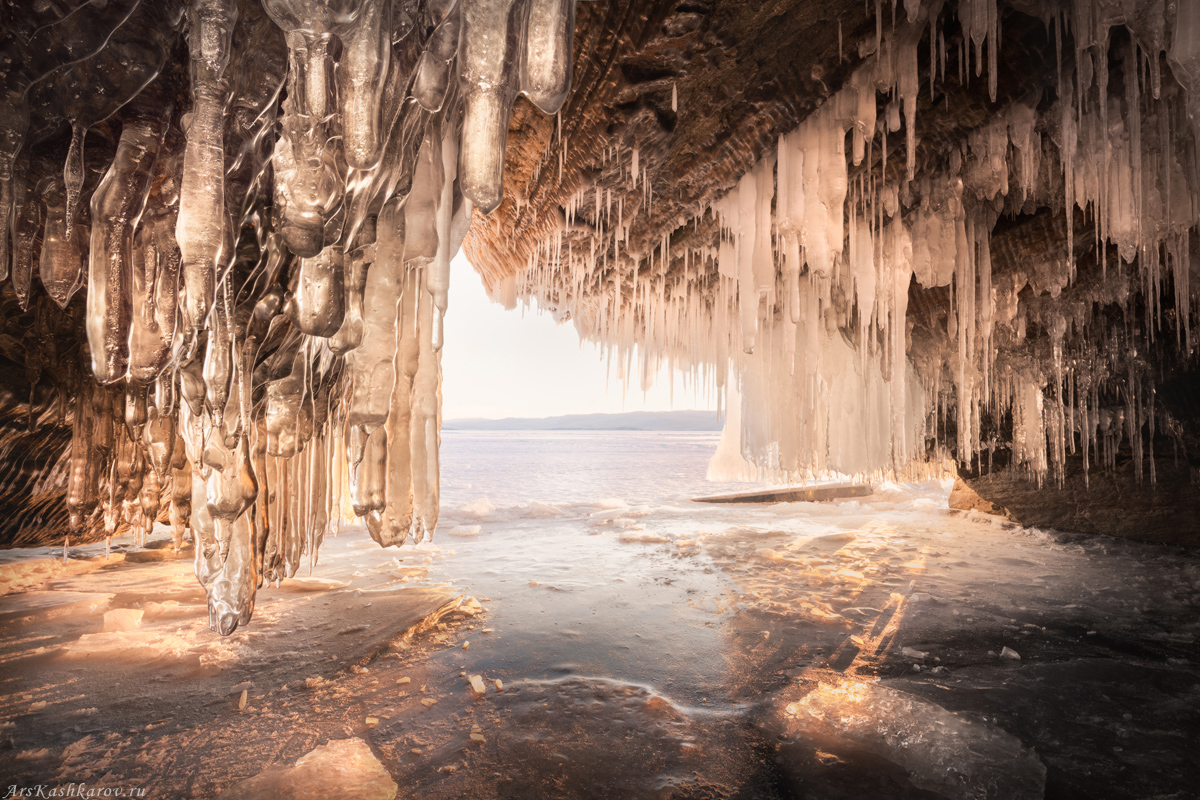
[692,483,872,504]
[0,590,113,620]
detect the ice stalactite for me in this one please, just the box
[86,111,169,384]
[178,0,238,339]
[287,247,347,337]
[339,0,392,170]
[128,146,184,384]
[458,0,519,214]
[491,0,1198,489]
[520,0,576,115]
[0,0,579,632]
[39,180,88,309]
[9,160,43,311]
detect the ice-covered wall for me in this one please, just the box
[469,0,1200,490]
[0,0,575,633]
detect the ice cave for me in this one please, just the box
[0,0,1198,796]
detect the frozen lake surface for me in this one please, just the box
[1,431,1198,798]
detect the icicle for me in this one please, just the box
[345,199,405,444]
[458,0,519,213]
[520,0,575,114]
[374,268,420,547]
[338,0,391,169]
[411,280,442,539]
[286,246,346,337]
[178,0,238,335]
[898,36,919,181]
[413,11,461,112]
[87,114,168,384]
[427,123,461,327]
[128,148,182,383]
[9,162,41,311]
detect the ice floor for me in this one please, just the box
[1,437,1198,799]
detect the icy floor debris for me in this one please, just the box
[214,738,397,800]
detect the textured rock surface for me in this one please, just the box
[948,477,1009,517]
[962,459,1200,545]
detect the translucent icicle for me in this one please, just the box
[338,0,391,169]
[520,0,576,114]
[458,0,518,213]
[87,115,167,384]
[271,40,345,257]
[9,162,42,311]
[66,381,103,531]
[405,132,443,266]
[411,280,441,539]
[170,458,192,551]
[287,246,346,337]
[345,199,405,451]
[374,269,420,547]
[330,245,371,355]
[413,11,461,113]
[178,0,238,335]
[264,338,309,459]
[427,124,460,319]
[128,148,183,384]
[352,425,388,518]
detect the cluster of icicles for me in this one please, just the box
[0,0,576,634]
[501,0,1200,488]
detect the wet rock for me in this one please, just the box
[961,459,1200,546]
[948,477,1009,517]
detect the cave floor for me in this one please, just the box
[0,481,1198,799]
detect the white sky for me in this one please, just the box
[441,253,717,420]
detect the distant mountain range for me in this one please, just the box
[443,410,723,431]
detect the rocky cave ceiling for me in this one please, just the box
[0,0,1198,633]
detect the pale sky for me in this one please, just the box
[441,253,716,420]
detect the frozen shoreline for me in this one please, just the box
[1,433,1198,798]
